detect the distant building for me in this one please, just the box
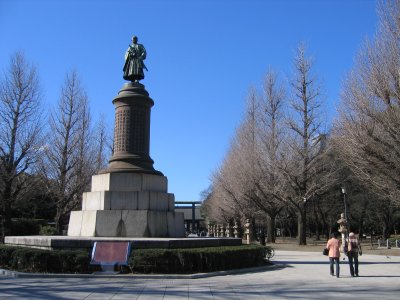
[175,201,206,234]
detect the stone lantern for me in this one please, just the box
[245,219,252,244]
[225,223,231,237]
[337,213,348,253]
[233,221,239,238]
[208,222,213,237]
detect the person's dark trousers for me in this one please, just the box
[329,257,340,277]
[348,252,359,276]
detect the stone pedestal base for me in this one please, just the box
[68,210,184,237]
[67,173,185,238]
[5,236,242,250]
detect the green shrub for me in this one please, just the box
[39,225,58,236]
[0,244,94,273]
[10,219,40,235]
[0,244,270,274]
[0,245,14,267]
[129,244,269,273]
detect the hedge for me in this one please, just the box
[0,244,270,274]
[0,245,98,273]
[10,219,41,236]
[39,225,59,236]
[128,244,270,273]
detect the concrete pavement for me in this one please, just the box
[1,250,399,299]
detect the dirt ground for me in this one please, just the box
[266,237,400,257]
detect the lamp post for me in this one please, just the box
[341,187,347,220]
[339,187,348,256]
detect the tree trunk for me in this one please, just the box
[1,185,13,243]
[358,198,368,241]
[313,199,321,240]
[54,209,62,235]
[1,202,6,243]
[327,220,333,239]
[315,224,321,241]
[266,214,276,243]
[297,206,307,245]
[382,223,388,240]
[251,218,257,242]
[358,215,364,241]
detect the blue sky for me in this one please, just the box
[0,0,378,201]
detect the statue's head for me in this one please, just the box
[132,36,138,44]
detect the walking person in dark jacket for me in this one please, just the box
[347,232,362,277]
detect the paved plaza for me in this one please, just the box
[1,250,399,299]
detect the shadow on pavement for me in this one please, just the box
[358,275,400,278]
[275,260,400,265]
[274,260,331,265]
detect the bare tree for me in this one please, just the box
[93,114,112,173]
[252,70,286,243]
[42,70,94,233]
[207,83,288,240]
[307,140,343,240]
[279,44,328,245]
[0,52,44,242]
[334,0,400,207]
[207,89,262,226]
[204,47,334,245]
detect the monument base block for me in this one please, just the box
[4,236,243,250]
[67,172,185,238]
[68,210,185,238]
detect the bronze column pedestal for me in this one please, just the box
[100,82,162,176]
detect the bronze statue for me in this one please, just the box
[123,36,147,82]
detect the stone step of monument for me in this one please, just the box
[91,173,167,193]
[82,191,175,211]
[4,236,242,250]
[68,210,185,238]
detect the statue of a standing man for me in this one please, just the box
[123,36,147,82]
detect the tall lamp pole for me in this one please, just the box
[339,187,348,256]
[341,187,347,220]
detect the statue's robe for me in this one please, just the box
[123,43,147,81]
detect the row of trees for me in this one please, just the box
[202,45,337,245]
[202,0,400,244]
[0,52,111,241]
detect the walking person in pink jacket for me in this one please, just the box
[326,232,341,278]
